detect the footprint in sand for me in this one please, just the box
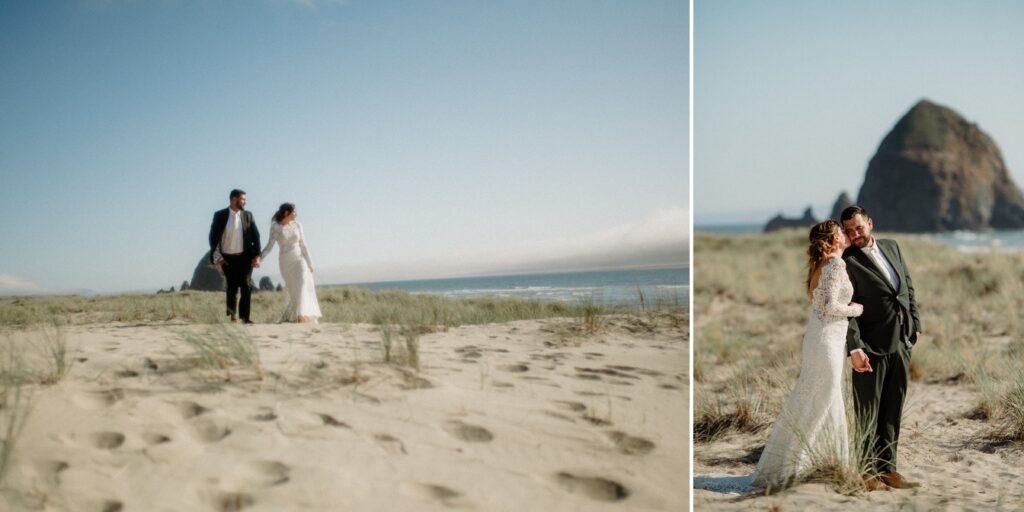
[317,413,351,428]
[552,400,587,412]
[605,365,664,377]
[193,420,231,443]
[581,415,612,427]
[606,431,655,455]
[113,369,139,378]
[178,401,210,419]
[374,433,407,455]
[542,411,577,423]
[100,500,124,512]
[444,421,494,443]
[497,364,529,373]
[249,408,277,422]
[34,460,69,484]
[210,491,255,512]
[89,432,126,450]
[554,472,630,502]
[575,367,639,380]
[413,483,461,502]
[243,460,290,488]
[73,389,124,409]
[142,432,172,445]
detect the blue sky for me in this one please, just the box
[695,0,1024,225]
[0,0,688,295]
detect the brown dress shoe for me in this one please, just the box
[863,476,892,492]
[879,472,920,489]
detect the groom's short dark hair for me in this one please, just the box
[230,189,246,200]
[841,205,868,222]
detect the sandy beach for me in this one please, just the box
[1,312,685,511]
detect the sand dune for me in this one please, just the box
[2,314,685,511]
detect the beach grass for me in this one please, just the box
[0,286,670,329]
[179,323,261,369]
[695,229,1024,462]
[0,338,33,488]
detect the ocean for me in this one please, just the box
[695,223,762,234]
[697,223,1024,252]
[330,267,689,307]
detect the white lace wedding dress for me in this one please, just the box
[695,257,862,494]
[261,221,322,323]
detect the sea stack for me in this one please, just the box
[189,251,226,292]
[764,207,817,232]
[830,191,854,222]
[857,99,1024,232]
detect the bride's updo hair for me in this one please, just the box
[273,203,295,223]
[806,220,842,299]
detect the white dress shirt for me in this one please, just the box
[862,238,900,290]
[220,208,244,255]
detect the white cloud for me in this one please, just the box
[0,275,56,297]
[318,207,688,284]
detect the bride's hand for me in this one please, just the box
[850,302,864,316]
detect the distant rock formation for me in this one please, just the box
[180,280,189,291]
[764,207,818,232]
[275,283,283,292]
[830,191,854,222]
[857,99,1024,232]
[190,251,226,292]
[259,277,274,291]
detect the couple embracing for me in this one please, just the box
[208,189,322,324]
[698,205,921,494]
[751,205,922,492]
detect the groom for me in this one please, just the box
[209,189,262,323]
[841,205,921,490]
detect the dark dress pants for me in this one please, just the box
[851,342,910,474]
[222,253,253,321]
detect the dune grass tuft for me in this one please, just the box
[178,323,263,380]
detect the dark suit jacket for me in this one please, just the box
[843,239,921,356]
[208,208,262,264]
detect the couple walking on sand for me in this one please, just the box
[207,189,322,324]
[698,205,921,494]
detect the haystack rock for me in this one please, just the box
[857,99,1024,232]
[764,207,817,232]
[189,251,226,292]
[259,276,275,291]
[830,191,854,222]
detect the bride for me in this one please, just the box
[695,220,869,494]
[749,219,865,490]
[260,203,322,323]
